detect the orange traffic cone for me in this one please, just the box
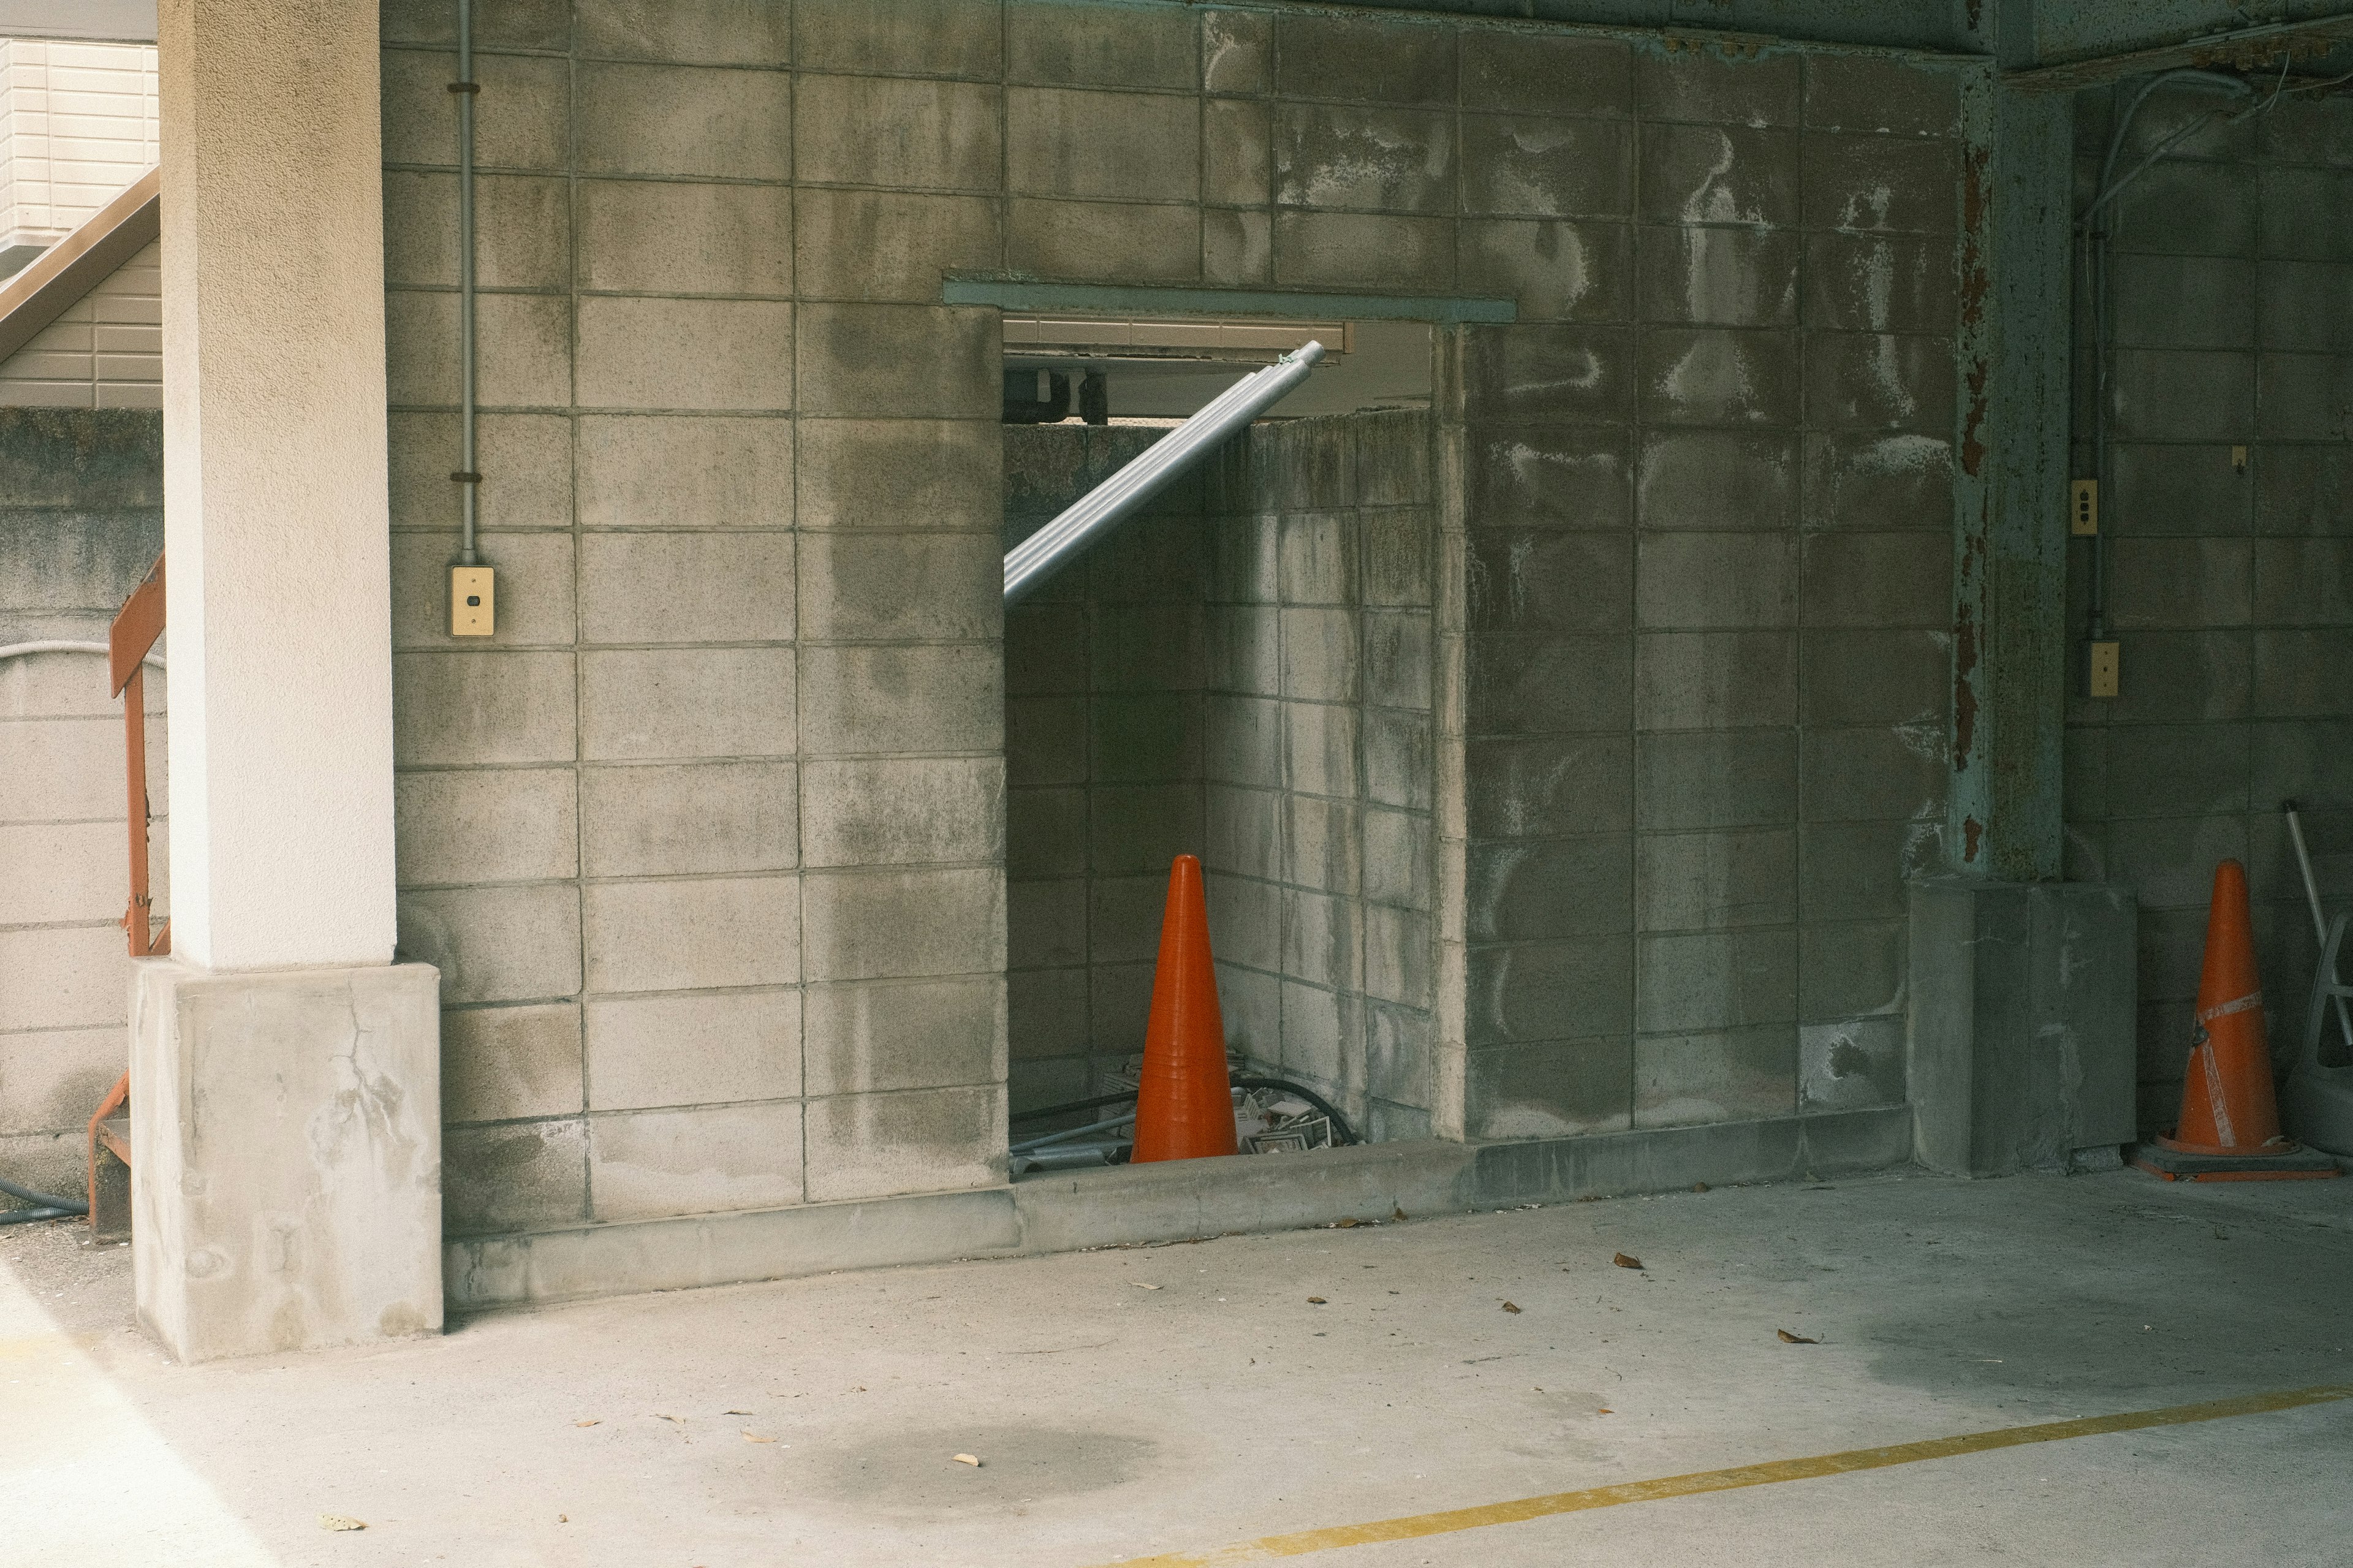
[2134,860,2338,1181]
[1130,855,1238,1164]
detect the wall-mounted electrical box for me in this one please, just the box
[2086,640,2120,700]
[2069,479,2099,536]
[451,565,494,637]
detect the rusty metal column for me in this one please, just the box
[1949,70,2074,881]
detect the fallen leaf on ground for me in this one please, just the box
[1306,1296,1327,1305]
[654,1414,684,1424]
[725,1409,754,1415]
[558,1515,568,1523]
[953,1453,982,1467]
[1129,1282,1161,1290]
[319,1515,366,1532]
[743,1431,775,1444]
[1501,1301,1521,1314]
[1336,1218,1359,1228]
[574,1419,600,1428]
[1692,1182,1710,1193]
[1778,1329,1818,1344]
[1597,1408,1614,1415]
[1392,1206,1408,1221]
[1612,1252,1643,1270]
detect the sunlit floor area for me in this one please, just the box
[4,1170,2349,1567]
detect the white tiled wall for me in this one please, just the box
[0,37,159,250]
[0,234,157,406]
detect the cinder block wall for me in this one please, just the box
[0,408,164,1206]
[377,1,1972,1246]
[2064,83,2353,1130]
[1004,425,1208,1115]
[1205,411,1440,1142]
[1444,57,1959,1141]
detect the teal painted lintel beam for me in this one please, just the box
[942,278,1516,325]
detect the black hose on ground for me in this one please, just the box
[1008,1075,1360,1148]
[0,1173,88,1215]
[0,1206,75,1226]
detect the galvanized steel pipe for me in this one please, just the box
[1001,340,1325,605]
[454,0,481,564]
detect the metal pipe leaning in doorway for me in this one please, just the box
[1001,340,1325,605]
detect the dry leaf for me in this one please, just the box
[319,1515,366,1532]
[1612,1252,1643,1270]
[743,1431,775,1444]
[558,1515,568,1523]
[725,1409,754,1416]
[1306,1296,1327,1305]
[1129,1282,1161,1290]
[1501,1301,1521,1314]
[574,1419,600,1428]
[1692,1182,1710,1193]
[1777,1329,1818,1344]
[1597,1408,1613,1415]
[952,1453,982,1468]
[1336,1217,1359,1228]
[1392,1206,1408,1221]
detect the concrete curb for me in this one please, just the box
[444,1107,1915,1312]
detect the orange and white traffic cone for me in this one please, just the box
[2134,860,2340,1181]
[1130,855,1238,1164]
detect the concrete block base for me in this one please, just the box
[1908,878,2137,1176]
[445,1107,1911,1312]
[131,958,442,1362]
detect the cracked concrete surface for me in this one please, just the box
[4,1167,2349,1566]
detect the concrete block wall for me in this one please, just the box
[1004,425,1208,1115]
[2064,83,2353,1129]
[381,5,1009,1240]
[1446,48,1958,1142]
[1204,411,1439,1142]
[374,2,1982,1247]
[0,407,164,1207]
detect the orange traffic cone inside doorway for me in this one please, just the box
[1130,855,1238,1164]
[2133,860,2338,1181]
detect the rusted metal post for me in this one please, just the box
[1949,72,2073,881]
[110,551,167,955]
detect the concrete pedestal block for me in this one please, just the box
[1908,879,2137,1176]
[131,959,442,1362]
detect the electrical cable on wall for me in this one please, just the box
[2071,61,2335,697]
[447,0,493,635]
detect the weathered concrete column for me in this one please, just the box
[1948,75,2073,879]
[135,0,439,1362]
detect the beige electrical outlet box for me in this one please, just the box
[2069,479,2099,536]
[451,566,495,637]
[2088,640,2120,699]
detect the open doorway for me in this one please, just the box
[1001,317,1441,1165]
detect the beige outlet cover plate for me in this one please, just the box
[2088,639,2120,699]
[451,566,494,637]
[2069,479,2099,537]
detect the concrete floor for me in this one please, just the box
[4,1167,2349,1567]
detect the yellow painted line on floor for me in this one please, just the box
[1101,1383,2353,1566]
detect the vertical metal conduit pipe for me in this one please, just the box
[1002,341,1325,605]
[452,0,481,564]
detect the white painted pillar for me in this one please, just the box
[137,0,438,1363]
[159,0,396,970]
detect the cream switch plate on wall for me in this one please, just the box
[451,566,494,637]
[2087,639,2120,699]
